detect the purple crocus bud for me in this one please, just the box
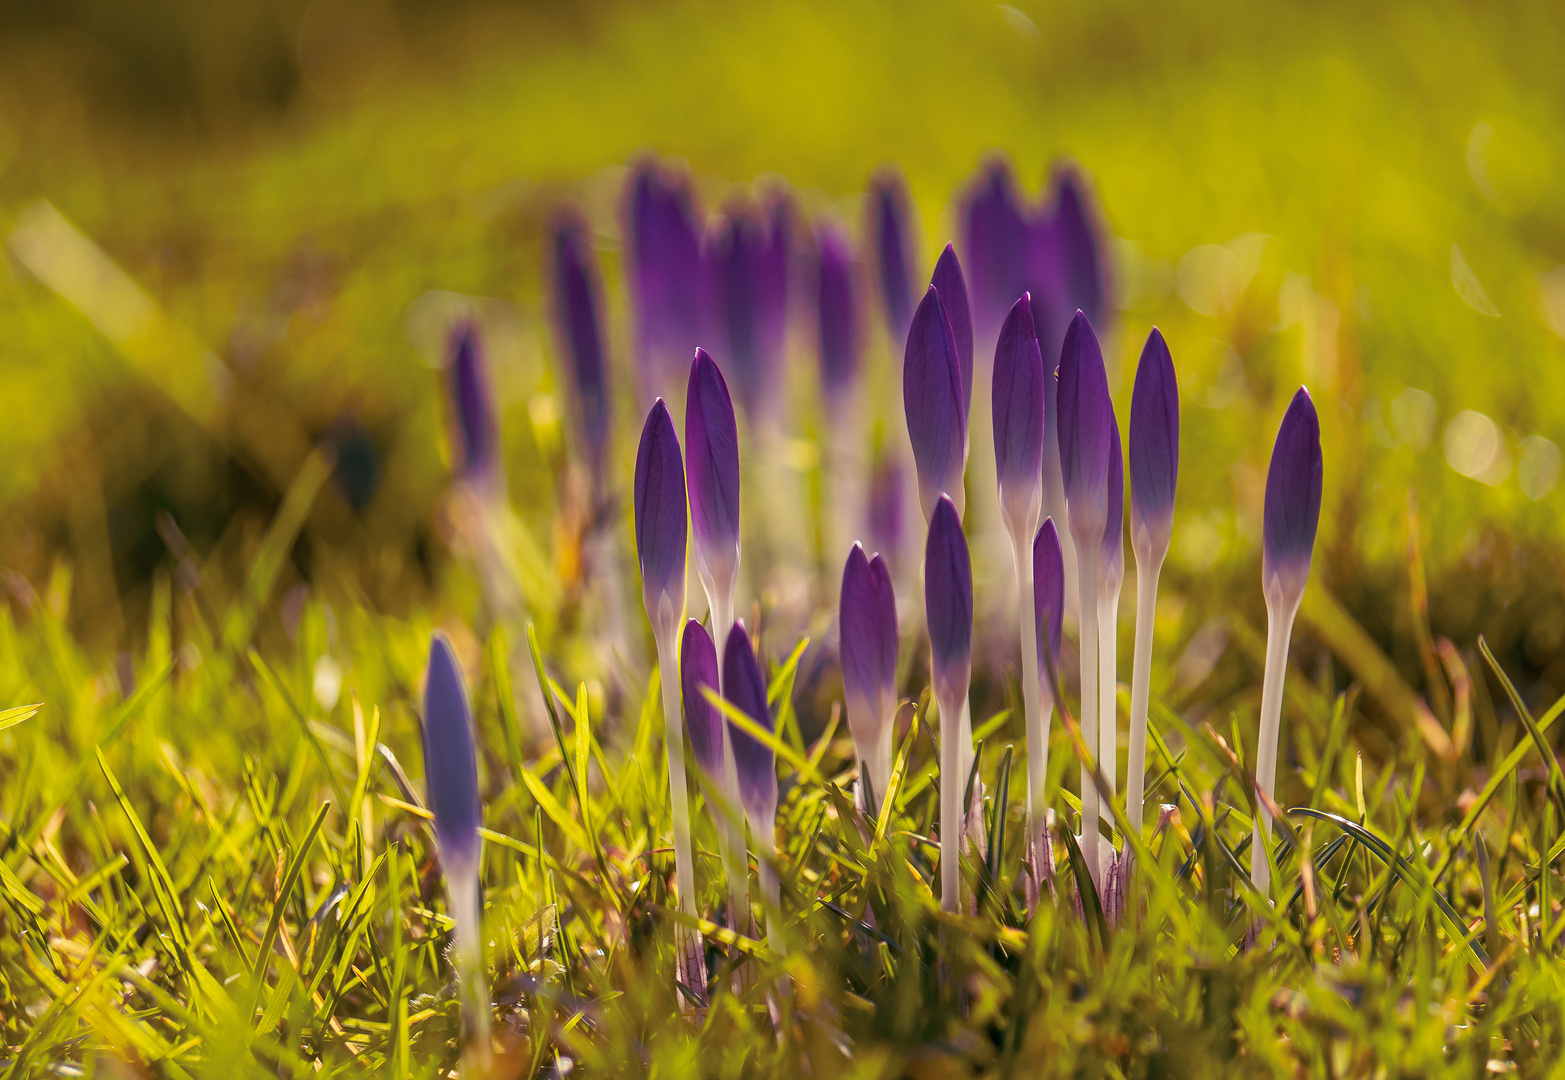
[1051,165,1111,331]
[1262,388,1323,609]
[422,631,482,872]
[1055,310,1116,545]
[903,286,968,520]
[633,400,688,640]
[840,544,899,797]
[924,495,973,708]
[962,159,1032,346]
[760,192,793,370]
[869,170,917,340]
[723,621,778,827]
[445,323,498,488]
[867,452,904,563]
[991,294,1045,528]
[706,210,769,419]
[1102,421,1125,577]
[625,163,705,391]
[930,245,974,420]
[1128,329,1179,559]
[551,215,609,477]
[684,348,742,591]
[1033,519,1065,681]
[680,619,725,779]
[816,222,860,403]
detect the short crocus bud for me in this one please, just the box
[723,621,778,830]
[925,494,973,912]
[930,245,974,423]
[1033,519,1065,686]
[869,170,917,340]
[684,349,742,602]
[962,158,1032,349]
[840,544,899,808]
[1263,388,1324,611]
[626,162,704,390]
[446,323,499,489]
[633,400,688,642]
[992,294,1046,530]
[815,222,860,405]
[904,286,968,520]
[552,216,610,478]
[680,619,725,780]
[1056,310,1116,547]
[1129,328,1179,560]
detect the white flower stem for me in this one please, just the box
[1126,552,1164,837]
[1007,521,1047,865]
[447,866,492,1074]
[1097,583,1121,878]
[1075,544,1102,891]
[1252,593,1301,898]
[938,687,964,912]
[653,629,704,994]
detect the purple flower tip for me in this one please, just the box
[1128,328,1179,553]
[552,217,609,474]
[815,222,860,402]
[991,294,1045,522]
[869,171,916,339]
[723,621,778,824]
[840,543,898,738]
[423,631,482,871]
[904,286,968,520]
[1056,310,1116,543]
[1263,387,1323,604]
[930,245,974,419]
[924,495,973,704]
[680,619,724,780]
[684,349,742,585]
[633,399,688,636]
[446,323,497,486]
[1032,518,1065,677]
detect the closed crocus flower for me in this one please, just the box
[992,294,1046,530]
[634,399,688,642]
[684,349,743,656]
[1050,166,1111,333]
[760,192,793,377]
[925,495,973,912]
[869,170,917,341]
[723,621,786,954]
[868,452,905,567]
[626,162,704,392]
[930,245,974,424]
[815,222,860,406]
[445,323,499,491]
[904,286,968,520]
[1033,518,1066,689]
[706,210,770,420]
[961,158,1032,351]
[552,215,610,481]
[680,619,725,781]
[840,544,899,809]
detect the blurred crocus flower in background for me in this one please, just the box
[839,543,899,812]
[706,208,773,426]
[867,449,906,575]
[903,286,968,521]
[962,159,1032,355]
[816,221,865,561]
[869,169,918,344]
[626,161,705,400]
[551,215,610,487]
[925,495,973,913]
[1253,388,1322,898]
[446,323,500,494]
[421,631,491,1069]
[723,620,783,955]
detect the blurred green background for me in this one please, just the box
[2,0,1564,727]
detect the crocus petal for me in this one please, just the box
[625,162,704,388]
[991,293,1045,524]
[684,349,742,587]
[1056,310,1116,543]
[924,495,973,706]
[552,216,610,475]
[1102,419,1124,568]
[1128,328,1179,555]
[930,245,974,420]
[1262,387,1323,606]
[868,452,904,562]
[1033,518,1065,675]
[840,543,898,743]
[904,286,968,519]
[446,323,497,486]
[633,399,688,636]
[680,619,725,779]
[423,631,482,872]
[869,170,916,340]
[961,158,1032,348]
[816,222,860,402]
[723,621,778,823]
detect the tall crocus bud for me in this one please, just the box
[962,159,1032,351]
[626,162,704,394]
[446,323,499,491]
[1055,309,1116,888]
[685,349,743,655]
[724,621,784,954]
[1126,329,1179,835]
[1253,388,1323,898]
[551,216,610,482]
[422,632,490,1066]
[930,245,974,425]
[816,223,860,406]
[1032,517,1066,864]
[682,617,749,932]
[840,544,899,811]
[869,170,917,341]
[904,286,968,520]
[925,495,973,912]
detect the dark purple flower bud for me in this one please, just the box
[924,495,973,707]
[445,323,498,487]
[930,245,974,420]
[867,452,904,562]
[625,162,704,388]
[1050,164,1111,332]
[705,210,770,419]
[1056,311,1116,543]
[903,286,968,520]
[633,399,688,638]
[991,294,1045,525]
[422,631,482,872]
[1129,328,1179,556]
[684,348,742,588]
[961,159,1032,346]
[869,170,917,340]
[551,215,609,476]
[1263,388,1323,607]
[815,222,860,402]
[840,544,898,764]
[680,619,725,779]
[1032,519,1065,677]
[723,621,778,825]
[1102,419,1124,567]
[760,192,793,368]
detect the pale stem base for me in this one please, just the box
[1075,544,1102,892]
[1006,520,1047,865]
[701,584,750,932]
[447,867,492,1074]
[938,687,965,912]
[1126,552,1164,837]
[1097,582,1122,877]
[654,630,706,996]
[1252,594,1302,898]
